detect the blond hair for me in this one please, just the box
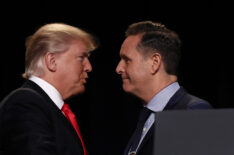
[22,23,98,78]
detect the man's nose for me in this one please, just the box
[84,58,92,72]
[116,60,124,74]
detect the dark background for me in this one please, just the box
[1,1,233,155]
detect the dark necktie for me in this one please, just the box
[129,107,152,155]
[62,103,87,155]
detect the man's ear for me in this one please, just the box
[44,52,57,72]
[150,53,162,74]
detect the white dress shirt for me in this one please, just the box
[29,75,64,110]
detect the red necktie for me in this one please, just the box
[62,103,87,155]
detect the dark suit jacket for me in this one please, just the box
[123,87,212,155]
[0,80,86,155]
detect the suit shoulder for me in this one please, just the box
[1,88,45,109]
[184,93,213,109]
[0,87,53,126]
[165,87,212,110]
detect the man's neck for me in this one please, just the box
[141,75,177,104]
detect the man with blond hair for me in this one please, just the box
[0,23,98,155]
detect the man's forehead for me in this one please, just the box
[119,45,128,57]
[119,45,137,59]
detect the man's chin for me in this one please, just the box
[123,84,131,93]
[63,86,86,100]
[75,87,86,94]
[70,86,86,97]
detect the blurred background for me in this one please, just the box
[1,0,233,154]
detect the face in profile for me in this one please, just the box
[55,39,92,99]
[116,35,152,97]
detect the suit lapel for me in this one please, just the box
[136,122,154,154]
[22,80,81,143]
[123,134,134,155]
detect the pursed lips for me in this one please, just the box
[83,77,88,83]
[121,76,129,82]
[80,74,88,84]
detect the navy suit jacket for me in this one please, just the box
[0,80,85,155]
[123,87,212,155]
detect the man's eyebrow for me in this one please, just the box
[80,51,90,57]
[88,51,92,56]
[120,54,130,60]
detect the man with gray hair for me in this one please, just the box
[0,23,98,155]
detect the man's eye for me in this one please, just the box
[77,56,84,61]
[125,59,130,64]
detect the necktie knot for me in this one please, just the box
[62,103,69,112]
[62,103,73,115]
[62,103,77,122]
[138,107,152,123]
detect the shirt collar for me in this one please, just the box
[29,75,64,110]
[146,82,180,112]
